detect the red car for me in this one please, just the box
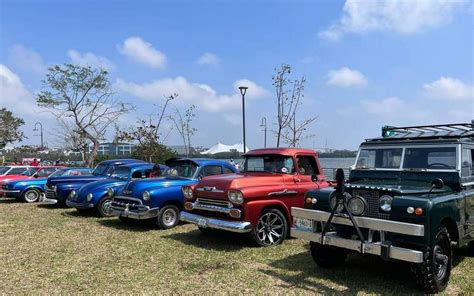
[0,166,64,197]
[180,148,330,246]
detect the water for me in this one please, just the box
[319,158,355,169]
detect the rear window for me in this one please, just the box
[403,147,456,170]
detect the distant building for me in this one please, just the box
[96,142,135,157]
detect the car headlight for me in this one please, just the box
[228,190,244,204]
[347,196,367,216]
[69,190,76,199]
[379,195,393,212]
[86,193,93,202]
[53,185,57,192]
[107,187,114,197]
[182,186,194,199]
[142,191,150,201]
[329,193,344,213]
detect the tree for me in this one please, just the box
[272,64,317,147]
[169,105,197,157]
[36,64,131,167]
[119,94,176,163]
[0,108,25,148]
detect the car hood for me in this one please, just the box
[121,176,197,194]
[347,179,451,195]
[47,175,107,186]
[0,175,29,183]
[10,178,48,186]
[77,178,126,196]
[196,172,286,191]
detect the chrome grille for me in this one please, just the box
[45,189,57,199]
[111,196,147,211]
[352,190,390,220]
[196,198,231,208]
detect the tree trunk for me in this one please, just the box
[88,139,100,168]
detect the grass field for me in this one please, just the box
[0,199,473,295]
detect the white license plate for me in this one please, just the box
[197,218,208,228]
[294,217,313,231]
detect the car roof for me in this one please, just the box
[115,163,155,169]
[98,159,146,165]
[244,148,317,156]
[165,158,234,167]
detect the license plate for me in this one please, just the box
[294,217,313,231]
[197,218,208,228]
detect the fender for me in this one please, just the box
[245,199,291,225]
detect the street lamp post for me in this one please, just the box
[260,117,267,148]
[33,122,44,149]
[238,86,248,153]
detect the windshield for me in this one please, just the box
[356,148,402,169]
[404,147,456,170]
[21,167,39,176]
[0,167,11,174]
[243,155,294,174]
[163,162,198,178]
[50,169,67,177]
[92,164,109,176]
[110,167,131,180]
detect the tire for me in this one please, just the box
[155,205,180,229]
[413,227,452,293]
[22,188,41,203]
[310,242,347,268]
[96,197,113,217]
[251,208,288,247]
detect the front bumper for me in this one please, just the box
[66,200,94,210]
[108,196,160,220]
[0,189,21,198]
[290,207,425,263]
[180,211,252,233]
[38,193,58,204]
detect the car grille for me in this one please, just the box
[196,198,231,208]
[352,190,391,220]
[111,196,147,211]
[45,188,57,200]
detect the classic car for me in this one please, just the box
[44,159,145,205]
[0,166,62,197]
[66,163,164,217]
[180,148,329,246]
[1,167,91,202]
[108,158,238,229]
[0,165,30,178]
[290,122,474,293]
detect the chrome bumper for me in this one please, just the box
[38,193,58,204]
[108,205,160,220]
[180,211,252,233]
[0,189,21,193]
[66,200,94,209]
[290,207,425,263]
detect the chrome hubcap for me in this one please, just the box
[26,191,39,202]
[256,212,284,245]
[102,200,112,215]
[162,208,177,227]
[434,244,448,280]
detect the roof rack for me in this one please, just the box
[381,120,474,138]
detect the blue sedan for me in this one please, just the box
[66,163,165,217]
[108,158,238,229]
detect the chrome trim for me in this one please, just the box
[108,205,160,220]
[462,181,474,186]
[196,187,225,193]
[113,196,143,204]
[290,228,424,263]
[0,189,21,193]
[66,200,94,209]
[268,189,298,196]
[291,207,424,236]
[180,211,252,233]
[187,201,235,215]
[196,198,232,208]
[38,193,58,204]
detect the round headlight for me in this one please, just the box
[107,187,114,197]
[86,193,93,202]
[142,191,151,201]
[228,190,244,204]
[182,186,194,199]
[379,195,393,212]
[69,190,76,199]
[347,196,366,216]
[329,194,344,213]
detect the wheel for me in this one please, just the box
[251,208,288,247]
[155,205,180,229]
[95,197,113,217]
[310,242,347,268]
[22,189,41,203]
[413,227,452,293]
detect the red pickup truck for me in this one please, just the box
[181,148,330,246]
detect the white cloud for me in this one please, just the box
[8,44,46,76]
[115,76,270,112]
[118,36,166,69]
[67,49,115,71]
[319,0,469,41]
[196,52,221,66]
[361,96,404,114]
[327,67,367,88]
[222,114,241,126]
[422,77,473,100]
[0,64,38,116]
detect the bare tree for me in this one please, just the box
[281,115,318,147]
[119,94,176,162]
[55,118,89,162]
[169,105,197,157]
[36,64,131,167]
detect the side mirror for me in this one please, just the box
[431,178,444,190]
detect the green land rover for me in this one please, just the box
[291,122,474,293]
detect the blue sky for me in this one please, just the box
[1,0,473,150]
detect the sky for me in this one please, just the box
[0,0,473,150]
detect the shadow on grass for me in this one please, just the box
[163,228,252,251]
[262,251,422,294]
[0,197,19,204]
[97,218,156,232]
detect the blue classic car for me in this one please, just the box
[1,168,92,202]
[45,159,146,205]
[108,158,238,229]
[66,163,165,217]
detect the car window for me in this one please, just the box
[201,166,222,177]
[296,156,319,175]
[244,155,295,174]
[403,147,456,170]
[36,168,57,177]
[7,167,27,175]
[21,167,39,176]
[92,163,109,176]
[356,148,402,169]
[0,167,10,174]
[163,161,198,178]
[110,167,131,180]
[223,167,235,174]
[461,148,473,177]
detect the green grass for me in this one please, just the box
[0,199,472,295]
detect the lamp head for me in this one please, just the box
[238,86,248,96]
